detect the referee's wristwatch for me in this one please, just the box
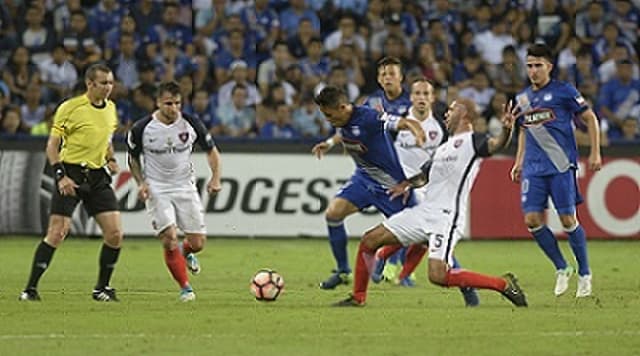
[52,162,66,182]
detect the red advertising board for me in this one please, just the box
[470,157,640,239]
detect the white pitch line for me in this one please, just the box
[1,330,639,341]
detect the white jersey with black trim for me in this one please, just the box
[422,131,490,235]
[394,106,446,177]
[127,112,215,193]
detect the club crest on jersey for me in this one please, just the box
[454,139,463,148]
[179,132,189,143]
[523,108,556,127]
[350,125,361,136]
[543,93,553,101]
[429,131,438,140]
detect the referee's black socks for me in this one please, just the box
[26,241,56,290]
[96,243,121,290]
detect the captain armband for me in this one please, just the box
[52,162,66,183]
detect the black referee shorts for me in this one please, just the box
[50,163,119,217]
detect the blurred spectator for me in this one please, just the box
[104,15,142,62]
[145,2,194,58]
[611,0,640,43]
[259,102,299,139]
[569,47,600,95]
[592,22,636,66]
[597,59,640,139]
[186,88,218,130]
[19,5,56,67]
[0,2,17,59]
[513,22,536,65]
[300,36,331,89]
[315,65,360,103]
[364,0,386,38]
[483,91,509,138]
[558,37,582,81]
[535,0,571,54]
[287,17,317,59]
[452,50,484,88]
[575,1,609,45]
[214,83,255,137]
[472,116,488,134]
[332,43,365,88]
[2,46,41,104]
[243,0,280,63]
[130,0,163,37]
[257,41,291,97]
[324,12,366,56]
[87,0,124,44]
[422,0,463,37]
[30,112,53,136]
[423,19,454,66]
[618,117,640,142]
[458,70,495,113]
[39,44,78,101]
[292,94,330,138]
[278,0,320,38]
[110,34,141,91]
[62,10,102,72]
[153,39,196,82]
[385,0,419,42]
[370,13,412,61]
[492,45,526,97]
[598,42,640,84]
[19,82,47,130]
[214,28,256,85]
[473,17,515,69]
[129,83,156,124]
[0,105,27,135]
[195,0,228,37]
[218,60,261,107]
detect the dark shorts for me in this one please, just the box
[336,172,416,217]
[50,163,119,217]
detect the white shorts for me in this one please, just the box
[146,188,206,235]
[382,205,461,266]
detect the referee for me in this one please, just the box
[19,63,124,302]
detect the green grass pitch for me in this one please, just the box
[1,237,639,355]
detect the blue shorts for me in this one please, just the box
[336,173,416,217]
[521,170,583,215]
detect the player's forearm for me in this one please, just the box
[207,147,222,182]
[488,125,513,154]
[583,110,601,152]
[106,143,116,162]
[514,130,525,166]
[127,155,145,185]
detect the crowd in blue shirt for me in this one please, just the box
[0,0,638,145]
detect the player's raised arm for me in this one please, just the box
[487,100,517,155]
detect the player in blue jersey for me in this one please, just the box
[311,85,425,290]
[511,43,602,298]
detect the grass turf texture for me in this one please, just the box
[1,237,639,355]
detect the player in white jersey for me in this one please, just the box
[127,81,222,302]
[334,97,528,307]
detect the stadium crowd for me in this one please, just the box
[0,0,639,145]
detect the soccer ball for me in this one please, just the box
[250,269,284,302]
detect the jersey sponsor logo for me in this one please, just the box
[522,108,556,127]
[179,131,189,143]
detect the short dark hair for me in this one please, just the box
[314,86,348,108]
[377,56,403,71]
[527,43,554,62]
[85,63,112,81]
[231,83,247,95]
[156,81,181,98]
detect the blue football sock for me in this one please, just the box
[566,224,590,276]
[451,256,461,269]
[388,247,406,265]
[327,218,350,273]
[531,225,567,270]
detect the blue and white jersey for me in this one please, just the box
[515,80,589,177]
[363,89,411,116]
[341,106,407,188]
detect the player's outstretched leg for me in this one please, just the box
[450,257,480,307]
[182,235,205,276]
[438,266,527,307]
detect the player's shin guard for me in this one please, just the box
[327,218,350,273]
[397,244,427,280]
[164,247,189,288]
[26,241,56,290]
[530,225,567,270]
[566,223,590,276]
[353,242,376,303]
[96,244,120,289]
[445,269,507,292]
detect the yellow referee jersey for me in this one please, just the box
[51,94,118,169]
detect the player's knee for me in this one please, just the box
[45,225,69,247]
[161,234,179,250]
[558,215,577,229]
[427,269,447,286]
[524,214,543,229]
[104,227,123,247]
[324,208,344,222]
[188,235,206,252]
